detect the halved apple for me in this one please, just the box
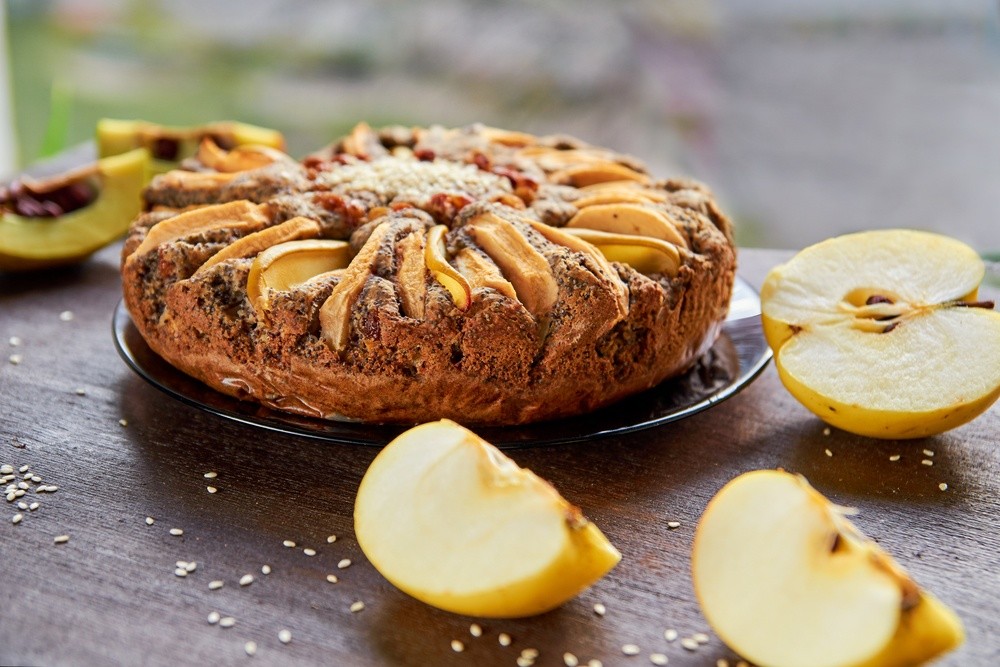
[692,470,964,667]
[248,238,351,309]
[425,224,472,310]
[0,148,148,271]
[566,202,688,248]
[761,229,1000,438]
[560,227,681,277]
[354,420,621,618]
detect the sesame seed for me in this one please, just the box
[650,654,668,666]
[278,629,292,644]
[451,640,465,653]
[824,448,833,457]
[680,638,698,651]
[5,492,13,502]
[53,535,69,544]
[922,459,933,466]
[939,482,949,491]
[17,501,27,510]
[174,568,188,577]
[204,472,217,479]
[207,611,220,624]
[244,641,257,656]
[283,540,296,548]
[337,558,351,569]
[184,561,197,572]
[12,513,22,524]
[717,660,730,667]
[17,481,28,490]
[59,310,74,321]
[30,475,41,483]
[303,548,316,556]
[622,644,640,656]
[74,388,86,396]
[206,486,217,494]
[175,560,187,568]
[593,602,606,616]
[261,564,271,575]
[349,601,365,613]
[564,652,579,666]
[119,419,128,427]
[14,489,24,498]
[0,465,11,474]
[219,617,235,628]
[521,649,540,659]
[239,574,254,586]
[28,502,38,511]
[18,465,28,473]
[326,534,337,543]
[145,517,155,525]
[889,454,901,462]
[9,354,22,365]
[588,661,603,667]
[693,632,710,644]
[326,574,338,584]
[516,658,534,667]
[667,521,681,529]
[923,449,934,457]
[498,633,512,647]
[209,580,224,590]
[169,528,183,536]
[8,336,21,346]
[470,623,482,637]
[822,427,831,436]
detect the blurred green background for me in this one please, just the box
[4,0,999,251]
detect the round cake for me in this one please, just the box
[121,123,736,424]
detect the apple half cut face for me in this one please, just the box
[354,420,621,618]
[761,229,1000,438]
[692,470,964,667]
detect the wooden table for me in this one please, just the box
[1,245,997,666]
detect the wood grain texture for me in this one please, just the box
[1,244,997,667]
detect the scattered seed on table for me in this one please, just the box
[349,601,365,613]
[326,574,338,584]
[588,661,603,667]
[0,465,11,474]
[283,540,296,548]
[184,561,197,573]
[53,535,69,544]
[593,602,606,616]
[9,354,22,365]
[240,574,254,586]
[174,568,188,577]
[169,528,183,536]
[261,564,271,575]
[650,654,669,666]
[939,482,949,491]
[921,459,933,466]
[17,482,27,490]
[521,649,540,660]
[278,629,291,644]
[43,485,58,493]
[209,580,224,590]
[889,454,900,462]
[28,502,38,511]
[337,558,351,569]
[219,617,235,628]
[30,475,41,483]
[204,472,217,479]
[516,658,534,667]
[14,489,24,498]
[716,659,730,667]
[326,534,337,543]
[680,638,698,651]
[8,336,21,346]
[5,492,14,502]
[667,521,681,529]
[303,548,316,557]
[206,486,217,494]
[923,449,935,457]
[74,387,86,396]
[17,501,27,510]
[451,640,465,653]
[18,465,28,473]
[244,641,257,656]
[822,427,831,436]
[12,513,22,524]
[119,419,128,427]
[59,310,74,322]
[664,629,678,642]
[498,633,512,647]
[145,517,155,525]
[469,623,482,637]
[824,448,833,457]
[622,644,640,656]
[207,611,220,624]
[564,652,579,666]
[693,632,710,644]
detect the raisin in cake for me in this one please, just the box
[121,123,736,424]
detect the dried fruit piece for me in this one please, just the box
[560,228,682,277]
[319,223,392,350]
[195,216,321,276]
[196,138,293,173]
[453,247,517,301]
[466,212,558,318]
[425,224,472,310]
[567,203,688,249]
[395,230,428,319]
[128,200,269,261]
[341,122,386,159]
[249,238,351,309]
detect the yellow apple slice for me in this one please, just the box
[395,230,427,319]
[572,191,666,208]
[560,228,681,277]
[195,137,292,173]
[693,470,964,667]
[248,238,351,309]
[453,247,517,301]
[761,229,1000,438]
[354,420,621,618]
[319,223,390,350]
[550,162,650,187]
[566,203,688,249]
[127,200,269,261]
[466,212,558,317]
[195,216,321,276]
[425,224,472,310]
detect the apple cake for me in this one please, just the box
[121,123,736,424]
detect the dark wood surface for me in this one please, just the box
[1,245,997,667]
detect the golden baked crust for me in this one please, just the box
[121,123,736,424]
